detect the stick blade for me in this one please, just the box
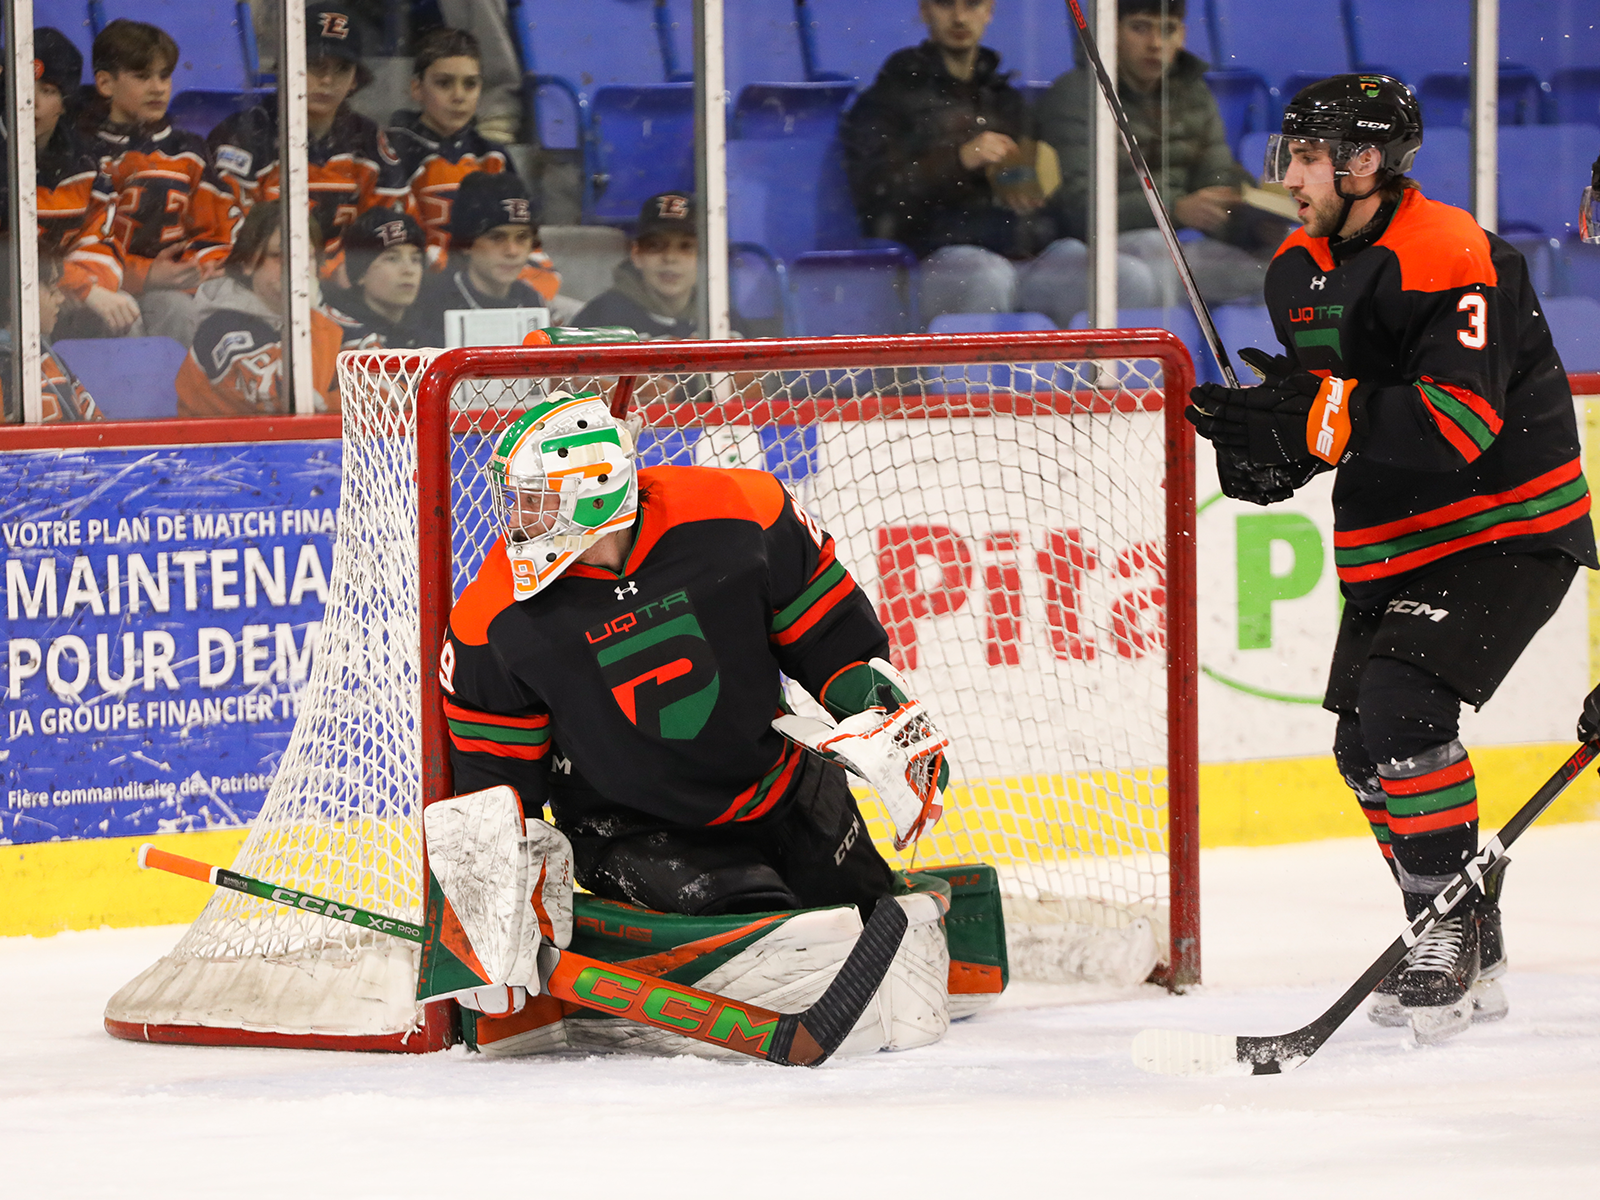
[1131,1028,1250,1076]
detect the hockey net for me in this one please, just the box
[105,331,1197,1052]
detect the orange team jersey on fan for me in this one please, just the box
[0,345,105,424]
[35,124,121,299]
[176,307,343,417]
[384,112,510,264]
[207,105,406,263]
[90,119,234,292]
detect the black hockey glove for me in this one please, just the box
[1214,447,1305,506]
[1186,371,1365,470]
[1578,681,1600,743]
[1237,346,1295,384]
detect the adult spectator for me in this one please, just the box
[840,0,1154,325]
[1035,0,1289,309]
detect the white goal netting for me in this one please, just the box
[106,334,1196,1049]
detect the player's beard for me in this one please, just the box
[1298,188,1346,239]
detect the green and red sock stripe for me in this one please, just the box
[443,699,551,760]
[1357,793,1394,858]
[1416,377,1501,463]
[1380,754,1478,835]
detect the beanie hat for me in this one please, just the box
[34,27,84,94]
[306,1,365,63]
[343,207,424,284]
[1119,0,1186,17]
[449,171,538,247]
[635,191,695,240]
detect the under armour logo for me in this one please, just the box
[1311,276,1327,290]
[615,582,637,600]
[318,12,351,39]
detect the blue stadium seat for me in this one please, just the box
[1349,0,1472,83]
[1498,124,1597,238]
[1417,67,1544,131]
[1208,0,1351,93]
[92,1,259,91]
[514,0,674,149]
[731,243,790,331]
[1408,127,1471,210]
[1542,296,1600,372]
[1214,305,1279,368]
[727,136,860,262]
[979,0,1075,86]
[927,313,1055,334]
[788,247,917,336]
[926,312,1059,390]
[36,2,95,70]
[1550,68,1600,128]
[587,84,695,226]
[794,1,923,86]
[1499,0,1600,80]
[1207,70,1275,157]
[726,0,809,95]
[51,336,188,421]
[167,88,271,138]
[1562,242,1600,304]
[1069,306,1212,384]
[732,82,853,140]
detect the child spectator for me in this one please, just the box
[574,192,701,338]
[178,205,342,416]
[1,251,105,424]
[82,19,231,346]
[208,2,399,270]
[25,27,138,338]
[412,171,547,344]
[324,207,428,349]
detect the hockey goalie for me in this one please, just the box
[424,390,1008,1058]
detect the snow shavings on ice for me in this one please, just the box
[3,825,1597,1198]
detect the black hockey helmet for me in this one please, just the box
[1277,74,1423,178]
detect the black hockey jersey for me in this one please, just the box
[322,284,427,350]
[383,111,512,264]
[441,466,889,828]
[1266,186,1597,605]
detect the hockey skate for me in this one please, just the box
[1366,957,1409,1027]
[1398,911,1480,1045]
[1470,871,1509,1024]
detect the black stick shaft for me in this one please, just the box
[1064,0,1239,387]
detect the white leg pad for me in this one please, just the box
[878,893,951,1051]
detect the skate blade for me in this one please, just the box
[1131,1029,1250,1076]
[1366,993,1409,1028]
[1471,976,1509,1023]
[1409,999,1474,1046]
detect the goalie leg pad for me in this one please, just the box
[920,865,1009,1020]
[878,892,951,1051]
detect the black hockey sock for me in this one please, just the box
[1333,711,1401,882]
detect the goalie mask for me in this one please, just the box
[490,391,638,600]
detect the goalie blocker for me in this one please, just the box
[420,788,1008,1058]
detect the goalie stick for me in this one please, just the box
[1063,0,1241,388]
[136,844,907,1067]
[1132,740,1599,1076]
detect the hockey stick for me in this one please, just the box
[1131,740,1599,1076]
[137,844,906,1067]
[1063,0,1240,387]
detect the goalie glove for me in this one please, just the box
[774,658,952,850]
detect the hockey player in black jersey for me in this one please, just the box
[435,389,959,1054]
[1187,75,1597,1045]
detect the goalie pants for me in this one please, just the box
[550,752,897,917]
[1324,551,1576,909]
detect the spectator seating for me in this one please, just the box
[730,243,790,331]
[1542,295,1600,371]
[928,313,1056,334]
[793,1,922,85]
[1550,68,1600,127]
[52,336,187,421]
[1349,0,1473,81]
[587,83,696,226]
[788,247,917,336]
[1208,0,1352,92]
[980,0,1076,87]
[1500,0,1600,80]
[1498,124,1597,238]
[1416,67,1544,131]
[1208,70,1276,157]
[727,137,860,264]
[1562,242,1600,304]
[92,1,260,91]
[1214,305,1278,369]
[926,312,1059,390]
[1069,305,1215,384]
[732,82,853,139]
[36,1,94,68]
[726,0,810,96]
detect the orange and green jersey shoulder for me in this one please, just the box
[1267,187,1596,602]
[439,465,888,828]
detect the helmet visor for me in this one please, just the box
[1262,135,1382,185]
[1583,186,1600,245]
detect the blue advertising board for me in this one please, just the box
[2,440,340,845]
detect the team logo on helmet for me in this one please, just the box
[319,12,351,39]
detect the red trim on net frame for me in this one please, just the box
[407,330,1202,990]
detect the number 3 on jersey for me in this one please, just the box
[1458,293,1487,350]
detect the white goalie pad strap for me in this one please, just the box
[425,790,576,990]
[773,700,950,850]
[455,985,529,1016]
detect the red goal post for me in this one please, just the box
[416,330,1200,987]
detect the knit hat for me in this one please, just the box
[1119,0,1186,17]
[343,207,424,284]
[449,171,537,246]
[34,28,83,94]
[635,191,696,240]
[306,1,365,63]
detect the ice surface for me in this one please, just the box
[4,825,1597,1198]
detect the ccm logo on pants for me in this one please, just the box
[1385,599,1450,623]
